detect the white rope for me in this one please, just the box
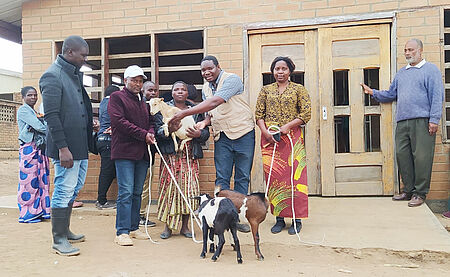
[144,145,158,244]
[265,125,280,198]
[154,141,203,233]
[265,126,324,245]
[184,143,202,244]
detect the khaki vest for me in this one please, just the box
[203,71,254,141]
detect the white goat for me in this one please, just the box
[148,98,196,152]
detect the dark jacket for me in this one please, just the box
[108,88,154,161]
[40,55,94,160]
[155,100,209,159]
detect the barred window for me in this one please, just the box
[443,9,450,141]
[55,30,205,116]
[0,104,16,123]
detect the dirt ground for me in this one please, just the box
[1,159,449,277]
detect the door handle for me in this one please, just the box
[322,106,327,120]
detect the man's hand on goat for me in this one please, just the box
[145,133,156,144]
[169,110,185,127]
[186,126,201,138]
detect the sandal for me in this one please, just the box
[180,231,192,238]
[160,230,172,239]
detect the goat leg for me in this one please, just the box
[230,225,243,264]
[211,233,225,262]
[171,133,179,152]
[250,221,264,261]
[208,228,215,253]
[200,218,208,259]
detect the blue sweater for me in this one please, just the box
[372,61,444,124]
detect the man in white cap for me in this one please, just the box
[108,65,155,246]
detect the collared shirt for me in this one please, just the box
[405,59,426,69]
[202,70,244,102]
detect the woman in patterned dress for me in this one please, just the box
[155,81,210,239]
[17,86,51,223]
[255,57,311,235]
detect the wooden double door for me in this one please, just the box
[249,24,394,196]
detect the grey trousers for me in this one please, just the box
[395,118,436,198]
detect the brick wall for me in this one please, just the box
[22,0,450,203]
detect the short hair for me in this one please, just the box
[270,56,296,74]
[187,84,198,101]
[143,80,156,90]
[20,86,37,98]
[104,85,120,97]
[201,55,219,66]
[408,38,423,50]
[62,35,88,54]
[172,81,187,91]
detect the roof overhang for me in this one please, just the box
[0,0,32,44]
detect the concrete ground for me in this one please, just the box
[2,195,449,253]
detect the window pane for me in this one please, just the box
[445,9,450,28]
[335,116,350,153]
[446,89,450,102]
[334,70,349,106]
[158,31,203,51]
[108,36,150,54]
[364,68,380,106]
[445,33,450,45]
[365,115,381,152]
[291,72,304,85]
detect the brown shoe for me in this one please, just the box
[392,192,412,201]
[408,195,424,207]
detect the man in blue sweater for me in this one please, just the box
[361,38,444,207]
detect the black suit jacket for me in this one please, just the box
[40,55,95,160]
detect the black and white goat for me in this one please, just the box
[196,194,243,264]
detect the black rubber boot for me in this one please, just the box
[270,217,286,234]
[67,201,85,243]
[51,207,80,256]
[288,219,302,235]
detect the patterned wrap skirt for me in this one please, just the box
[157,144,200,230]
[261,126,308,219]
[17,142,51,223]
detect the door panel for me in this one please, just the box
[319,24,393,196]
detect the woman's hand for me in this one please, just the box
[280,124,290,135]
[262,129,277,144]
[186,126,201,138]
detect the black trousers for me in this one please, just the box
[97,139,116,204]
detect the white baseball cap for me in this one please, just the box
[124,65,147,79]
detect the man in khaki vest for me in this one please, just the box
[170,56,255,232]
